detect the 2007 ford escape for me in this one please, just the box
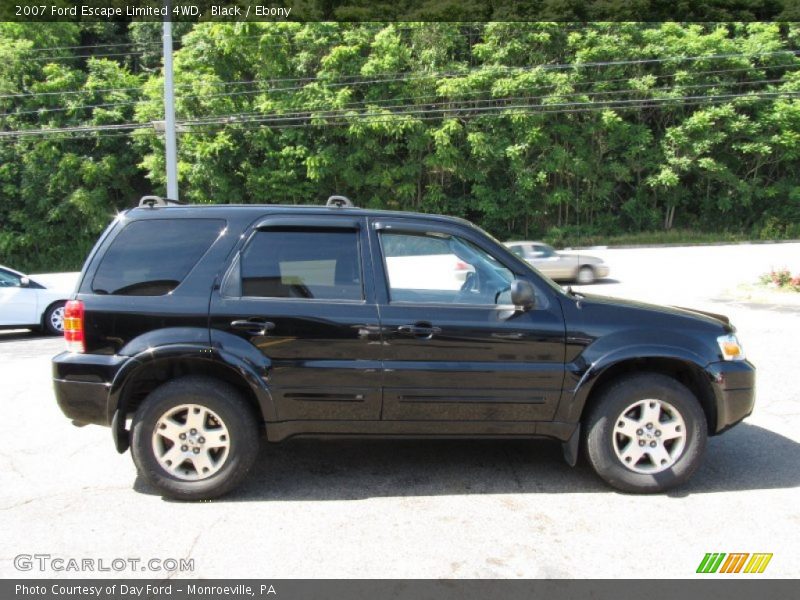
[53,195,755,500]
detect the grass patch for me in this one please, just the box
[724,282,800,305]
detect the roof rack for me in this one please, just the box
[326,195,355,208]
[139,195,185,208]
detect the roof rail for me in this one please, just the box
[138,195,185,208]
[326,195,355,208]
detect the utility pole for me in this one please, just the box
[163,2,179,200]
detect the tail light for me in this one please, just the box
[64,300,85,353]
[455,260,469,271]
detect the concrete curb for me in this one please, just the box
[567,239,800,251]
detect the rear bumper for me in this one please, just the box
[706,360,756,434]
[52,351,126,426]
[53,378,110,426]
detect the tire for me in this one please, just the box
[576,266,595,284]
[131,376,260,500]
[584,373,707,493]
[43,302,66,336]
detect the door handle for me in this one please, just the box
[397,323,442,338]
[230,319,275,336]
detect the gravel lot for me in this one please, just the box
[1,243,798,579]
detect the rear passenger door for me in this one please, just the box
[210,215,383,422]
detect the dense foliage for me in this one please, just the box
[1,22,798,272]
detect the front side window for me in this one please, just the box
[380,231,514,305]
[92,219,225,296]
[240,229,363,301]
[0,269,22,287]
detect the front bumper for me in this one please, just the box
[706,359,756,434]
[595,265,610,278]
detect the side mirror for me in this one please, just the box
[19,277,30,287]
[511,279,535,311]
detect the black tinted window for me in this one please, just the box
[92,219,224,296]
[240,230,362,301]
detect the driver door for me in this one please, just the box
[370,219,566,423]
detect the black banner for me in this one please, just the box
[4,580,800,600]
[2,0,800,22]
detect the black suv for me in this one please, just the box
[53,196,755,499]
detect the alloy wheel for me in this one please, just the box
[612,398,687,474]
[151,404,231,481]
[50,305,65,332]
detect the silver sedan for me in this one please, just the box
[505,241,610,284]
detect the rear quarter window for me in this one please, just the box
[91,218,225,296]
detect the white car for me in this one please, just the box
[505,241,610,284]
[0,265,78,335]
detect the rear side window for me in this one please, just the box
[92,218,225,296]
[240,229,363,301]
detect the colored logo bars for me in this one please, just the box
[697,553,773,574]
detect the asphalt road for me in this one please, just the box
[1,243,798,579]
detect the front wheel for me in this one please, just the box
[584,373,707,493]
[131,376,260,500]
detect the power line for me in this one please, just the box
[117,93,795,134]
[5,71,795,119]
[2,89,796,139]
[192,93,800,132]
[16,24,506,55]
[17,26,483,62]
[25,50,154,62]
[24,40,162,53]
[0,93,781,142]
[178,77,797,125]
[176,91,800,130]
[0,130,146,143]
[0,122,147,138]
[3,50,797,102]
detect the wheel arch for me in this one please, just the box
[109,347,274,453]
[575,357,717,435]
[574,264,596,282]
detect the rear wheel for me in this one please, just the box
[43,302,66,336]
[131,376,260,500]
[584,373,707,493]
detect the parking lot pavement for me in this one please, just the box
[570,241,800,307]
[1,244,798,580]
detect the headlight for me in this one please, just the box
[717,334,745,361]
